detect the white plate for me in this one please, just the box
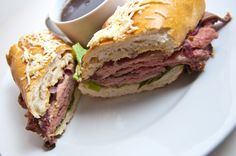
[0,0,235,156]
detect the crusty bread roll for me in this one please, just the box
[7,31,74,118]
[82,0,205,79]
[6,31,79,148]
[79,0,206,97]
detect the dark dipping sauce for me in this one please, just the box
[61,0,105,21]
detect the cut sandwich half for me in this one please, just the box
[78,0,231,97]
[6,31,80,149]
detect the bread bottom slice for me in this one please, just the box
[79,65,184,98]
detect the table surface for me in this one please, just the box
[0,0,235,155]
[210,128,236,156]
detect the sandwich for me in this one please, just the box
[6,31,79,149]
[76,0,231,97]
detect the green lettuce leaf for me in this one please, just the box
[72,43,87,64]
[73,65,82,81]
[72,43,87,81]
[73,72,80,81]
[86,81,101,92]
[139,73,164,89]
[139,67,175,89]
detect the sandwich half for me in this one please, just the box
[6,31,79,149]
[78,0,231,97]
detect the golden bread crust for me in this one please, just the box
[87,0,205,49]
[132,0,206,46]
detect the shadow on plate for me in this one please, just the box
[78,72,199,114]
[70,72,200,144]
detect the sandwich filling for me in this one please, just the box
[89,13,231,88]
[18,63,76,149]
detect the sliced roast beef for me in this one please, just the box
[90,13,231,87]
[186,26,218,49]
[93,52,167,80]
[25,63,76,149]
[96,66,166,87]
[92,47,212,87]
[18,94,27,109]
[201,12,232,30]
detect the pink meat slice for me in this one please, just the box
[96,66,166,87]
[186,26,218,49]
[95,52,167,79]
[39,63,76,138]
[91,25,218,87]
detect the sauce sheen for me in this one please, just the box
[61,0,105,21]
